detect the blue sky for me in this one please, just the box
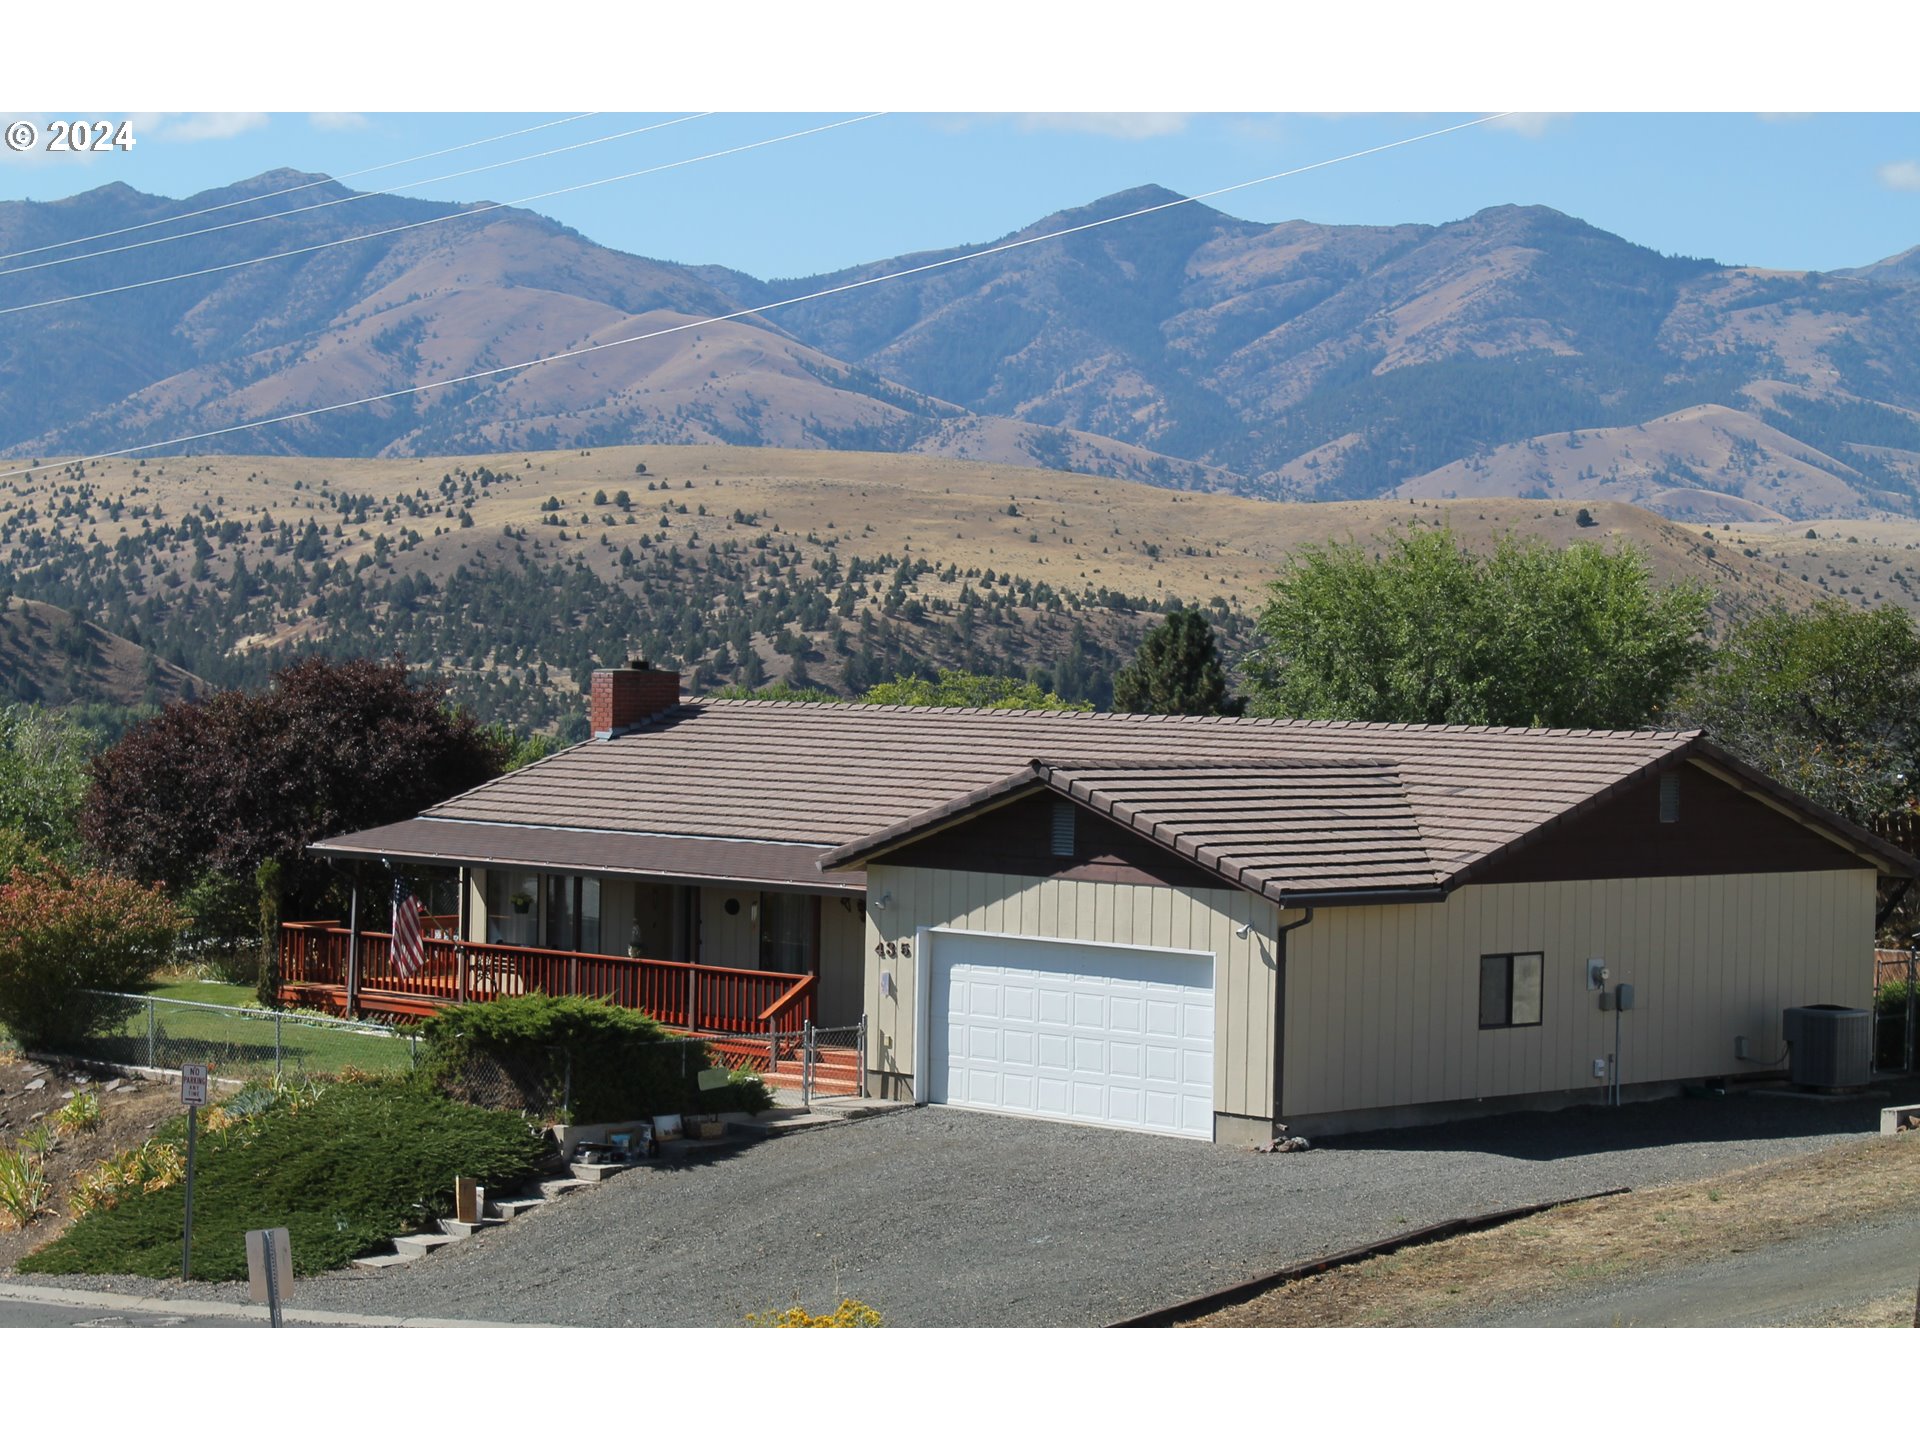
[2,112,1917,278]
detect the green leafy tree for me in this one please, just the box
[1112,610,1243,716]
[1245,528,1711,728]
[1678,601,1920,825]
[861,670,1089,711]
[0,705,96,860]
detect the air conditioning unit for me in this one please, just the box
[1782,1004,1872,1090]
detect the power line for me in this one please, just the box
[0,114,714,279]
[0,113,887,318]
[0,113,1506,482]
[0,113,602,265]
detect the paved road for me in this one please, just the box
[1481,1211,1920,1327]
[10,1085,1907,1328]
[0,1280,509,1328]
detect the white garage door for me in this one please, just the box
[928,931,1215,1139]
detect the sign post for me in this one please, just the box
[246,1227,293,1328]
[179,1063,209,1281]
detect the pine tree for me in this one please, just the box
[1112,610,1242,716]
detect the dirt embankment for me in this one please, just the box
[1189,1130,1920,1328]
[0,1056,179,1272]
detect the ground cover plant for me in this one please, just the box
[18,1077,545,1279]
[420,993,772,1124]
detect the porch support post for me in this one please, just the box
[457,943,469,1004]
[345,882,362,1019]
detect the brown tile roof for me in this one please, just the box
[819,757,1440,904]
[310,817,864,892]
[409,700,1700,889]
[321,702,1916,899]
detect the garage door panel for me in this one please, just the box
[930,932,1214,1140]
[1003,983,1036,1023]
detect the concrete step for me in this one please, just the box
[392,1232,463,1260]
[568,1161,631,1182]
[489,1196,548,1220]
[437,1217,505,1239]
[351,1252,412,1270]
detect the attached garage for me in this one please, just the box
[925,930,1216,1140]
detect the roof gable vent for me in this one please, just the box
[1658,772,1681,824]
[1050,800,1077,857]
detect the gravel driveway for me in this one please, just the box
[12,1085,1913,1327]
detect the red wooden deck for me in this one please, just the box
[277,920,815,1034]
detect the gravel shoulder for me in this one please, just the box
[9,1081,1916,1328]
[1480,1209,1920,1327]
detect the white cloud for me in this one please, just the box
[309,112,369,131]
[1015,113,1192,140]
[1880,159,1920,192]
[152,112,270,142]
[1486,112,1563,139]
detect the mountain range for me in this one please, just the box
[6,173,1920,520]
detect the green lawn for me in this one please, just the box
[145,978,258,1008]
[84,992,418,1080]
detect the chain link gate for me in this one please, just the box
[799,1014,868,1105]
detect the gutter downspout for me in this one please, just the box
[1272,907,1316,1132]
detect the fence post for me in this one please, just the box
[858,1012,868,1099]
[275,1011,283,1082]
[563,1049,572,1119]
[146,997,156,1069]
[457,944,470,1005]
[768,1021,778,1075]
[1896,952,1912,1075]
[410,1034,419,1072]
[802,1021,814,1107]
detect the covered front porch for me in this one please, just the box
[279,860,870,1093]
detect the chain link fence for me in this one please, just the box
[762,1016,868,1105]
[68,991,419,1081]
[1874,947,1917,1074]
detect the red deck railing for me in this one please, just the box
[278,921,816,1035]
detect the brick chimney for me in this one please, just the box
[590,659,682,738]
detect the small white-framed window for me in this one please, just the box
[1479,952,1544,1029]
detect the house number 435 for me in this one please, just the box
[875,940,911,959]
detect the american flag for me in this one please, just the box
[390,875,427,978]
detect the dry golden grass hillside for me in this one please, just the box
[2,443,1829,625]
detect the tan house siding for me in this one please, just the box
[698,887,761,969]
[863,863,1281,1118]
[1280,869,1876,1120]
[819,894,867,1026]
[865,864,1875,1130]
[465,867,487,943]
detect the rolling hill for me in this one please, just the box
[5,177,1920,521]
[0,595,205,714]
[0,444,1842,735]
